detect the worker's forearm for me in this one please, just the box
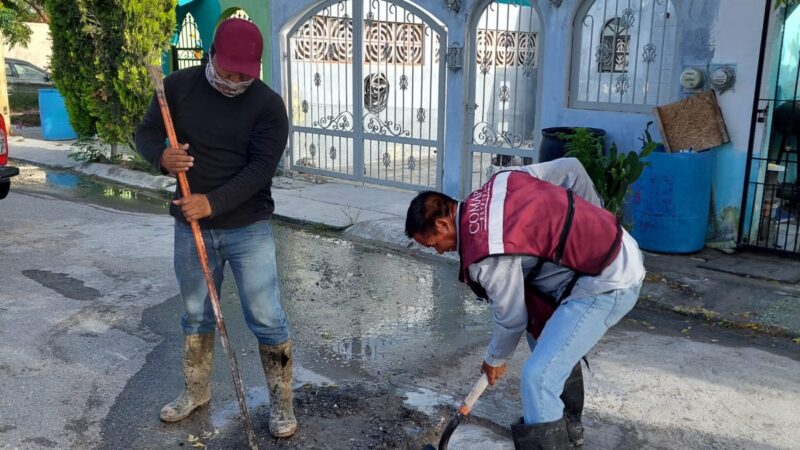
[485,323,524,366]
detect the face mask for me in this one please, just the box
[205,61,254,97]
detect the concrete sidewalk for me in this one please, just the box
[8,131,800,340]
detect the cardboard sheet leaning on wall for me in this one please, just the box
[654,90,730,152]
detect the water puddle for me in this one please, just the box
[209,365,333,430]
[12,162,169,214]
[403,387,454,415]
[210,386,269,430]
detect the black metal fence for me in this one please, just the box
[740,4,800,254]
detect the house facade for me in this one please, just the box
[172,0,800,254]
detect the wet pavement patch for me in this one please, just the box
[13,163,170,214]
[211,383,443,450]
[21,269,101,301]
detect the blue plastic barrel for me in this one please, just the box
[627,151,713,253]
[38,89,78,140]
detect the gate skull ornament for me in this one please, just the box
[364,73,389,114]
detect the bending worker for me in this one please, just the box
[135,19,296,438]
[405,158,644,449]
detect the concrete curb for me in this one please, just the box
[636,298,800,340]
[75,163,177,193]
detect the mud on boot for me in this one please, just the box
[561,363,585,448]
[511,418,571,450]
[259,339,297,438]
[160,332,215,422]
[564,415,584,449]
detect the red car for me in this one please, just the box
[0,114,18,199]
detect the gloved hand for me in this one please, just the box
[481,360,507,386]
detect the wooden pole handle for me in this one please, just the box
[145,64,259,450]
[458,373,489,415]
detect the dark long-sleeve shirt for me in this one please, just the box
[135,65,289,229]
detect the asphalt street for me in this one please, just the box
[1,165,798,449]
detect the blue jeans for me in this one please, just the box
[174,220,290,345]
[522,283,641,424]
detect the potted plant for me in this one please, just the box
[559,128,657,221]
[540,127,606,163]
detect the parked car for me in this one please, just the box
[5,57,53,112]
[0,113,18,200]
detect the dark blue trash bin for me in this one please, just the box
[39,89,78,140]
[628,151,713,253]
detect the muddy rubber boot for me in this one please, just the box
[560,363,585,448]
[511,418,571,450]
[160,332,215,422]
[259,340,297,438]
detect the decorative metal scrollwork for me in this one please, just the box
[382,152,391,168]
[381,44,392,60]
[479,55,491,75]
[301,100,309,113]
[399,74,408,90]
[313,111,354,131]
[642,43,657,64]
[595,43,612,66]
[329,146,337,160]
[620,8,636,28]
[407,155,416,171]
[499,85,510,104]
[363,73,389,114]
[309,143,317,158]
[417,107,426,123]
[523,57,536,77]
[314,73,321,87]
[364,114,411,137]
[474,122,532,148]
[614,74,629,94]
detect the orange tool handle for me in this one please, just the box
[145,65,258,450]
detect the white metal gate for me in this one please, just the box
[286,0,446,190]
[173,13,205,70]
[464,0,542,192]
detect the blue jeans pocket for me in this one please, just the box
[603,286,640,328]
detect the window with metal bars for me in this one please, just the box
[570,0,678,112]
[598,18,630,73]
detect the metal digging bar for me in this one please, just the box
[423,373,490,450]
[145,64,258,450]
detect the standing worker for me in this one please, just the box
[405,158,645,449]
[135,19,296,438]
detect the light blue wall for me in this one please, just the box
[269,0,763,242]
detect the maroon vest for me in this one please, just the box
[458,170,623,316]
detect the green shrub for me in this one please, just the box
[68,138,121,164]
[560,128,657,220]
[46,0,97,137]
[45,0,175,154]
